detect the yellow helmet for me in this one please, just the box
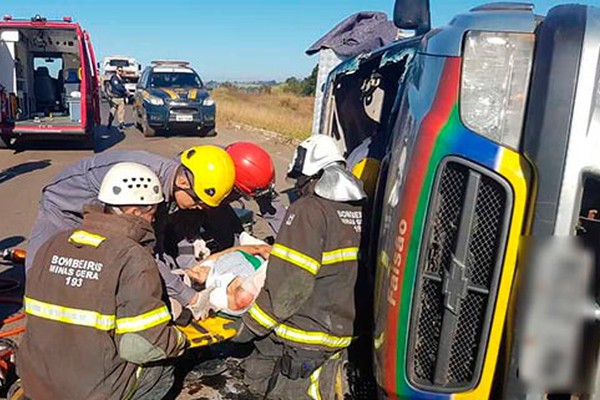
[180,145,235,207]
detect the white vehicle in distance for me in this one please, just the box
[100,55,141,96]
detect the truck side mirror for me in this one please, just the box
[394,0,431,35]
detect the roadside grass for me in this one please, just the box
[212,87,313,139]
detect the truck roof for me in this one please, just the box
[0,15,81,30]
[152,66,194,73]
[103,55,137,61]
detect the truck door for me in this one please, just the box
[83,31,100,127]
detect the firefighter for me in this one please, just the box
[106,66,130,130]
[225,142,287,235]
[18,163,186,400]
[25,146,241,320]
[234,135,367,400]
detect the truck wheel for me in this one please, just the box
[206,128,217,137]
[201,125,217,137]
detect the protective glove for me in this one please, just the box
[192,238,211,260]
[186,286,216,321]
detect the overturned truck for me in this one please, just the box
[316,0,600,398]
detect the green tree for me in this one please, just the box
[301,64,318,97]
[282,65,318,97]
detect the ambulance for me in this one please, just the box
[0,15,100,148]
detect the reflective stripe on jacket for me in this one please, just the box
[24,150,201,306]
[242,191,363,352]
[18,206,184,400]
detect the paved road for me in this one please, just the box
[0,105,296,399]
[0,105,295,250]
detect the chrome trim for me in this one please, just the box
[554,6,600,236]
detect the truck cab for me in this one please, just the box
[0,15,100,148]
[318,0,600,398]
[101,55,141,96]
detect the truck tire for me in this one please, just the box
[201,125,217,137]
[206,128,217,137]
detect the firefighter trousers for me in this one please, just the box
[130,363,175,400]
[242,337,349,400]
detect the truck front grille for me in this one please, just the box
[408,158,512,392]
[170,107,198,115]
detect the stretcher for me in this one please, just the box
[177,315,239,348]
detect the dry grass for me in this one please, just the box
[212,87,313,139]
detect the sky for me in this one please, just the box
[3,0,598,81]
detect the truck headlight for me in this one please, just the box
[202,97,215,107]
[144,96,164,106]
[461,31,535,149]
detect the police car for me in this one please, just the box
[134,61,216,137]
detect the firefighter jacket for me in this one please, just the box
[18,205,185,400]
[26,150,196,305]
[242,186,364,352]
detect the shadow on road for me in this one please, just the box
[95,125,126,153]
[0,237,25,251]
[10,124,126,154]
[0,160,51,185]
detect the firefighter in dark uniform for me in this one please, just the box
[18,163,186,400]
[225,141,287,236]
[235,135,367,399]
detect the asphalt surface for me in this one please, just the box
[0,104,295,248]
[0,104,297,399]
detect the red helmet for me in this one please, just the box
[226,142,275,197]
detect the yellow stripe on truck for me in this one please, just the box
[162,89,179,100]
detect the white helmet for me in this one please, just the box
[98,162,164,205]
[287,134,345,178]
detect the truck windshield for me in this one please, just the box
[150,72,202,88]
[109,60,130,67]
